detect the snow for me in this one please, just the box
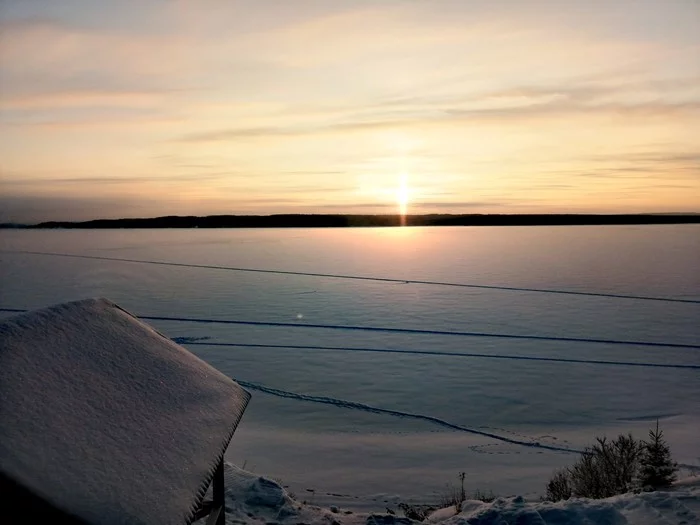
[0,298,250,525]
[219,463,700,525]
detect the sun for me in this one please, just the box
[397,174,409,225]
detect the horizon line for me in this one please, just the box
[3,211,700,229]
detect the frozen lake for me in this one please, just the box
[1,225,699,507]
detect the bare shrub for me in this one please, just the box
[545,469,572,502]
[546,433,644,500]
[439,472,467,510]
[472,489,496,503]
[397,503,435,521]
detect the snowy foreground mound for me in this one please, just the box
[221,463,700,525]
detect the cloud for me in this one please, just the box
[1,112,184,130]
[572,151,700,180]
[0,89,182,112]
[0,17,200,102]
[0,173,235,187]
[166,70,700,144]
[588,152,700,165]
[0,195,161,223]
[176,98,700,143]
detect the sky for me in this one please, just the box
[1,0,699,223]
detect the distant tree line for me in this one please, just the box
[9,213,700,229]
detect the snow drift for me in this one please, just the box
[220,463,700,525]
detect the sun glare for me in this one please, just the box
[397,174,409,225]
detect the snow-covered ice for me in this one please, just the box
[1,227,698,512]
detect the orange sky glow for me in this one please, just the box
[1,0,699,222]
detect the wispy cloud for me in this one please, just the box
[176,98,700,143]
[0,173,234,186]
[0,90,173,111]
